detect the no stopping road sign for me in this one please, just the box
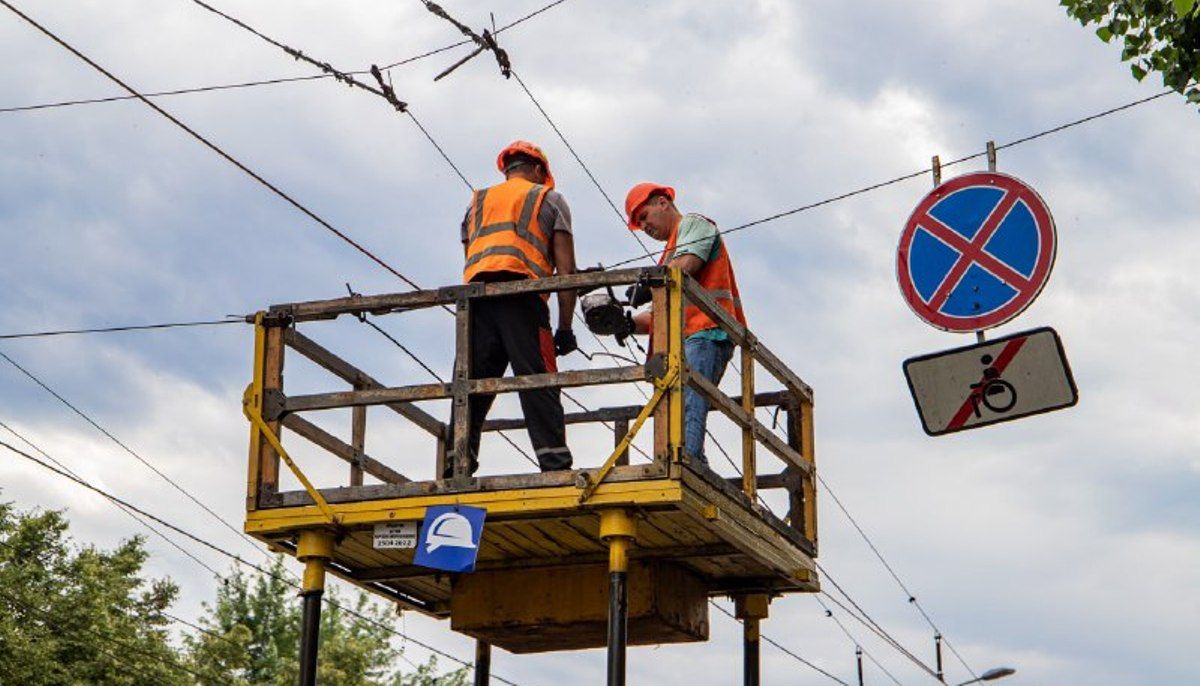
[897,172,1056,332]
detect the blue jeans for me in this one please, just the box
[683,336,735,465]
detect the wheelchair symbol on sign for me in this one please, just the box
[969,354,1017,418]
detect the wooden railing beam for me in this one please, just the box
[281,414,409,485]
[281,366,649,415]
[283,329,446,437]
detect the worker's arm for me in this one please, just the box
[552,230,577,330]
[668,253,704,276]
[631,253,705,335]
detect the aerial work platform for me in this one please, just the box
[242,267,818,670]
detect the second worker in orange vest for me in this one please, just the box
[624,183,747,467]
[453,141,578,477]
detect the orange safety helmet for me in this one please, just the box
[624,182,675,230]
[496,140,554,189]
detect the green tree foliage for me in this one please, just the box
[0,501,188,686]
[1061,0,1200,104]
[185,557,468,686]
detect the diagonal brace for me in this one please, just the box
[243,384,339,525]
[578,366,678,504]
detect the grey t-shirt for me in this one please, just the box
[460,188,573,243]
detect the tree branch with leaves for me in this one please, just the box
[1061,0,1200,105]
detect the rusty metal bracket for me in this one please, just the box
[644,353,669,380]
[261,388,287,422]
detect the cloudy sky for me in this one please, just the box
[1,1,1197,684]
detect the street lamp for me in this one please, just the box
[955,667,1016,685]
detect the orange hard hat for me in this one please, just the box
[625,182,675,230]
[496,140,554,189]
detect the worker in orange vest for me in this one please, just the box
[623,183,746,467]
[452,141,577,477]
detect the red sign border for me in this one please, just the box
[896,171,1056,332]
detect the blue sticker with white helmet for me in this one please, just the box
[413,505,486,573]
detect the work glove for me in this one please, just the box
[625,282,652,308]
[553,328,578,357]
[614,312,636,346]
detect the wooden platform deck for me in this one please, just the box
[247,464,819,618]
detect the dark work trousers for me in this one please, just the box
[447,292,573,477]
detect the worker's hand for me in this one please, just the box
[553,328,578,356]
[625,282,652,308]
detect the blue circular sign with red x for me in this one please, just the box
[897,171,1056,332]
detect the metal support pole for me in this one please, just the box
[856,646,864,686]
[299,589,322,686]
[932,155,942,187]
[474,640,492,686]
[935,632,945,683]
[297,531,335,686]
[735,594,769,686]
[600,510,636,686]
[743,617,760,686]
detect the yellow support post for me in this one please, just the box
[666,268,685,464]
[245,312,266,511]
[741,340,756,499]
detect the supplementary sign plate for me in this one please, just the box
[903,327,1077,436]
[373,521,418,549]
[897,171,1056,332]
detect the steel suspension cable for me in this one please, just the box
[0,318,243,340]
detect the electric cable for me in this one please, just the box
[357,313,541,468]
[818,472,979,681]
[601,86,1183,270]
[0,0,426,291]
[0,417,223,578]
[711,601,850,685]
[0,0,569,115]
[0,317,243,340]
[183,0,474,190]
[509,69,656,260]
[0,349,271,564]
[816,595,906,686]
[817,578,942,682]
[0,74,330,114]
[0,438,526,686]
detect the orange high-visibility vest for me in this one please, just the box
[463,178,554,283]
[660,215,747,337]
